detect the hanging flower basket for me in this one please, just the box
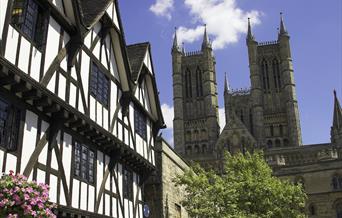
[0,171,56,218]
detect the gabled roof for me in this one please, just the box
[77,0,113,29]
[126,42,150,81]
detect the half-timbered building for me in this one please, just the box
[0,0,165,217]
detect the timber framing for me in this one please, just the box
[0,57,155,174]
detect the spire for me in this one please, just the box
[279,12,288,35]
[224,72,230,94]
[172,27,181,52]
[247,18,255,41]
[202,24,211,49]
[333,90,342,130]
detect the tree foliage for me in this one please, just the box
[174,151,307,218]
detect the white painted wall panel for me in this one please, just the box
[139,204,143,218]
[144,52,153,74]
[50,132,60,170]
[118,122,122,141]
[97,151,104,214]
[129,201,133,218]
[101,40,108,69]
[44,17,60,73]
[30,48,42,82]
[47,73,56,93]
[62,133,72,189]
[5,26,19,64]
[36,169,45,184]
[80,182,87,210]
[90,96,96,121]
[78,90,84,113]
[59,180,66,206]
[38,121,49,164]
[69,83,77,107]
[124,128,129,147]
[112,197,117,218]
[88,185,95,212]
[58,74,66,100]
[103,108,109,131]
[71,66,77,80]
[81,51,90,101]
[0,0,8,39]
[117,164,123,202]
[84,32,91,49]
[105,155,110,190]
[97,102,102,126]
[110,82,117,122]
[92,23,101,58]
[106,3,114,20]
[129,104,134,136]
[72,179,79,208]
[113,3,120,30]
[49,175,58,203]
[21,111,38,175]
[105,194,110,216]
[18,37,31,73]
[0,150,3,173]
[124,199,129,218]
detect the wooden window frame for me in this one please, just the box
[74,142,96,184]
[11,0,49,50]
[90,62,110,108]
[0,97,21,152]
[123,167,133,201]
[134,106,147,140]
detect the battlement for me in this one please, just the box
[230,88,251,96]
[258,40,278,46]
[184,50,203,57]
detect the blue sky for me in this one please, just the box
[119,0,342,146]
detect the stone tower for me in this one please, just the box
[246,13,302,148]
[172,27,220,165]
[218,14,303,153]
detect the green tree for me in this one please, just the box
[174,151,307,218]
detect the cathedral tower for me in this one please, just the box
[247,13,302,148]
[172,27,220,164]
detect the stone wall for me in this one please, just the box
[145,137,190,218]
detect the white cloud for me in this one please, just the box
[177,0,262,49]
[150,0,174,20]
[218,107,226,132]
[161,103,174,146]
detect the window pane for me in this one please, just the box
[0,100,9,147]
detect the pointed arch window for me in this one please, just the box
[261,59,270,93]
[332,175,342,190]
[196,67,203,97]
[272,58,281,92]
[185,68,192,98]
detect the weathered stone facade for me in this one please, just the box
[145,137,190,218]
[171,13,342,217]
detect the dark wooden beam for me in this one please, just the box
[43,104,61,113]
[11,81,31,93]
[34,96,51,107]
[22,90,42,100]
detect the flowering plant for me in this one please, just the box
[0,171,56,218]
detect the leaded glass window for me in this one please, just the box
[0,98,21,151]
[74,142,95,183]
[123,168,133,200]
[11,0,48,49]
[90,63,109,107]
[134,107,147,140]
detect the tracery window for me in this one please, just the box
[11,0,48,49]
[196,67,203,97]
[0,98,21,151]
[185,68,192,98]
[308,204,316,216]
[336,201,342,218]
[90,63,109,107]
[261,59,270,93]
[74,142,95,183]
[272,58,281,92]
